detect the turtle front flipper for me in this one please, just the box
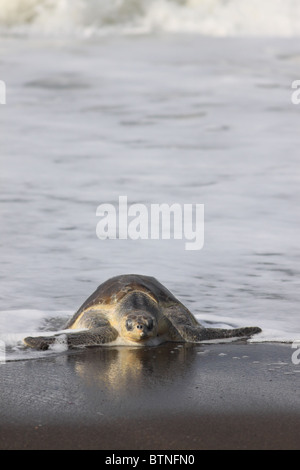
[162,303,261,343]
[24,326,119,350]
[179,325,262,342]
[24,335,57,350]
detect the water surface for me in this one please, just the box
[0,34,299,360]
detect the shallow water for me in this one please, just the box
[0,33,300,361]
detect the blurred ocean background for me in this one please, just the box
[1,0,300,36]
[0,0,300,360]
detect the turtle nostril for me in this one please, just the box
[137,324,143,330]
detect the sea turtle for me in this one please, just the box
[24,274,261,350]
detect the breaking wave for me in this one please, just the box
[0,0,300,37]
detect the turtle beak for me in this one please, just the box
[137,324,147,339]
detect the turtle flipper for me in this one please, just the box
[24,326,119,350]
[176,325,262,343]
[162,303,261,342]
[201,326,262,341]
[24,335,57,350]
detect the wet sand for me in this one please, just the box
[0,342,299,450]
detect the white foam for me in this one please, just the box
[199,314,297,344]
[0,309,72,361]
[0,0,300,36]
[49,333,69,352]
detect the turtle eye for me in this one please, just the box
[125,319,133,331]
[147,319,153,330]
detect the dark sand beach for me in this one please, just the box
[0,342,299,450]
[1,0,300,454]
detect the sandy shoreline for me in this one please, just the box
[0,342,299,450]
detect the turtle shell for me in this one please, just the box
[65,274,178,328]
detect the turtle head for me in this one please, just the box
[121,312,158,343]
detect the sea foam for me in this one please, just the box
[0,0,300,37]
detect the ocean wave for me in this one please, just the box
[0,0,300,37]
